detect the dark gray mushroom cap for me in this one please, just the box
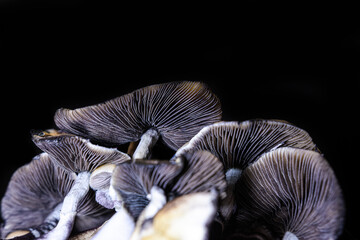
[31,129,131,173]
[111,150,226,220]
[0,153,112,238]
[170,150,227,199]
[54,81,222,150]
[176,119,319,170]
[111,159,183,220]
[234,147,345,240]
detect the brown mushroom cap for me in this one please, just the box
[1,153,112,238]
[136,190,219,240]
[234,147,345,240]
[32,129,130,173]
[54,81,222,151]
[176,119,319,170]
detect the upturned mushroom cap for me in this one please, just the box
[110,159,183,220]
[54,81,222,150]
[135,190,219,240]
[170,150,227,199]
[32,129,131,173]
[89,164,117,209]
[176,119,319,170]
[111,150,227,220]
[0,153,112,238]
[90,163,117,191]
[234,147,345,240]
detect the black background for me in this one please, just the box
[0,1,359,239]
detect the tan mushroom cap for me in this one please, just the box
[136,190,219,240]
[5,230,30,239]
[90,163,117,191]
[54,81,222,151]
[234,147,345,240]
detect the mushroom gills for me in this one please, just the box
[38,171,91,240]
[28,203,63,238]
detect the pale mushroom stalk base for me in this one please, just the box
[29,203,63,238]
[225,168,242,185]
[283,231,299,240]
[132,128,159,160]
[39,172,91,240]
[221,168,242,220]
[91,205,135,240]
[131,186,167,240]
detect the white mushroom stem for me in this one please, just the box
[220,168,242,220]
[91,205,135,240]
[283,231,299,240]
[225,168,242,185]
[39,171,91,240]
[131,186,167,240]
[133,128,159,160]
[29,203,63,238]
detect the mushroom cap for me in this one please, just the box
[111,150,226,221]
[32,129,131,173]
[176,119,319,170]
[111,159,183,220]
[170,150,227,200]
[54,81,222,150]
[90,163,117,191]
[0,153,113,238]
[138,190,219,240]
[234,147,345,240]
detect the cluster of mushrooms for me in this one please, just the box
[1,81,345,240]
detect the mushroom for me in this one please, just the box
[54,81,222,160]
[110,158,184,220]
[89,163,117,209]
[233,147,345,240]
[1,153,110,240]
[111,150,226,220]
[31,129,130,239]
[132,190,219,240]
[174,119,319,220]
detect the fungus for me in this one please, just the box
[54,81,222,159]
[111,150,226,221]
[31,129,130,239]
[110,158,184,220]
[234,147,345,240]
[174,120,319,220]
[89,163,117,209]
[1,153,110,239]
[133,190,219,240]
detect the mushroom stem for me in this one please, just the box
[225,168,242,185]
[131,186,167,240]
[29,203,63,238]
[91,205,135,240]
[283,231,299,240]
[133,128,159,160]
[40,171,91,240]
[220,168,242,220]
